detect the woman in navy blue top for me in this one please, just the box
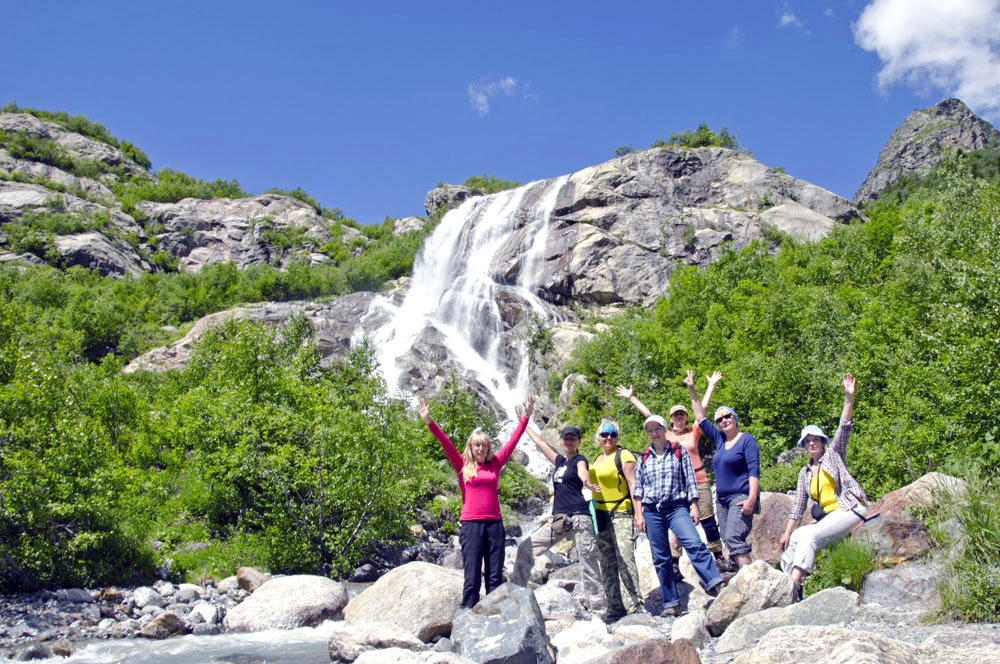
[684,371,760,569]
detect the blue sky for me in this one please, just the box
[5,1,1000,223]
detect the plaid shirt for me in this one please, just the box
[634,442,700,509]
[789,419,869,520]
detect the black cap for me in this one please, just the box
[560,426,581,438]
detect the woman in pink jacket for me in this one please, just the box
[419,395,534,608]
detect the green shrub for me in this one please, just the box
[803,537,879,595]
[760,461,803,493]
[649,123,743,151]
[461,174,521,195]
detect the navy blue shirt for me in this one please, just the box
[699,420,760,501]
[552,454,589,515]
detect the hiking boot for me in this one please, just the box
[660,605,686,618]
[603,610,626,624]
[714,552,736,574]
[671,561,684,582]
[793,582,803,603]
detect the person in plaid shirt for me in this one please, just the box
[779,373,870,599]
[634,414,724,616]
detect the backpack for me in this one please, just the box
[601,442,685,513]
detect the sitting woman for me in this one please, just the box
[684,370,760,570]
[419,395,533,609]
[510,420,605,616]
[779,373,869,598]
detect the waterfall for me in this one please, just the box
[362,176,568,475]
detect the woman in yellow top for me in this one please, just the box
[589,419,643,622]
[779,373,869,599]
[617,371,731,579]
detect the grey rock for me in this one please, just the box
[132,587,165,609]
[139,605,163,618]
[705,560,797,636]
[97,618,116,632]
[224,575,348,631]
[424,185,474,216]
[670,608,710,648]
[153,581,176,597]
[14,644,52,661]
[174,586,201,603]
[56,588,94,603]
[854,98,1000,204]
[53,231,148,277]
[533,583,585,620]
[137,193,358,273]
[345,562,463,643]
[189,601,219,625]
[327,621,427,662]
[217,576,240,593]
[393,216,426,235]
[451,583,552,664]
[861,563,944,610]
[140,611,187,639]
[432,638,453,653]
[549,619,616,663]
[350,564,379,583]
[717,586,859,652]
[354,649,476,664]
[192,623,221,635]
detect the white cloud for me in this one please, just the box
[853,0,1000,119]
[825,8,834,17]
[779,12,803,28]
[467,76,518,117]
[727,26,743,48]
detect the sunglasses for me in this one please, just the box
[599,432,618,439]
[715,413,734,424]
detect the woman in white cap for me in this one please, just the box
[684,371,760,570]
[779,373,869,598]
[510,421,606,616]
[588,418,643,621]
[618,373,731,578]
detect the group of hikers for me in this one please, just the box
[417,371,868,620]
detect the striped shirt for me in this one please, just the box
[633,442,700,509]
[789,419,869,520]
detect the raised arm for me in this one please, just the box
[841,373,855,422]
[701,371,722,409]
[419,397,463,472]
[616,384,652,418]
[523,424,558,465]
[497,395,535,465]
[683,370,708,423]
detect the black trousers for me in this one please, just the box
[459,518,505,608]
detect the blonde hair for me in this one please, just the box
[461,430,495,483]
[594,417,619,446]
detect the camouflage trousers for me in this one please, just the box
[595,509,642,615]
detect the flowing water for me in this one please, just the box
[364,176,569,475]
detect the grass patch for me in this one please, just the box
[803,537,879,595]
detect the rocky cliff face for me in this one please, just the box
[0,112,374,276]
[853,98,1000,204]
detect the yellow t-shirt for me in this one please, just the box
[810,468,841,514]
[590,449,635,513]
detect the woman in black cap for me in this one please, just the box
[510,420,606,616]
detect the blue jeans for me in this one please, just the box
[644,501,724,608]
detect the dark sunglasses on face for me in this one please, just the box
[599,432,618,439]
[715,413,734,424]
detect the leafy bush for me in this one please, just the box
[650,123,742,151]
[615,145,634,157]
[461,174,521,195]
[803,537,879,595]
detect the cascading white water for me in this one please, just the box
[364,176,568,476]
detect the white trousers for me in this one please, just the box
[781,504,867,575]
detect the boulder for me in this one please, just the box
[217,576,239,593]
[852,472,963,561]
[393,216,426,235]
[549,619,616,664]
[236,566,271,592]
[613,622,665,644]
[585,638,702,664]
[53,231,147,277]
[861,563,945,611]
[328,621,427,663]
[344,562,463,643]
[533,583,585,620]
[450,582,552,664]
[424,185,474,216]
[132,587,165,609]
[716,586,859,652]
[354,649,476,664]
[670,609,710,649]
[56,588,93,603]
[729,623,1000,664]
[705,560,796,636]
[854,98,1000,204]
[749,492,816,565]
[139,611,187,639]
[223,575,348,631]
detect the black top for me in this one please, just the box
[552,454,589,515]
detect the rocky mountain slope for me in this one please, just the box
[853,98,1000,204]
[0,111,368,276]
